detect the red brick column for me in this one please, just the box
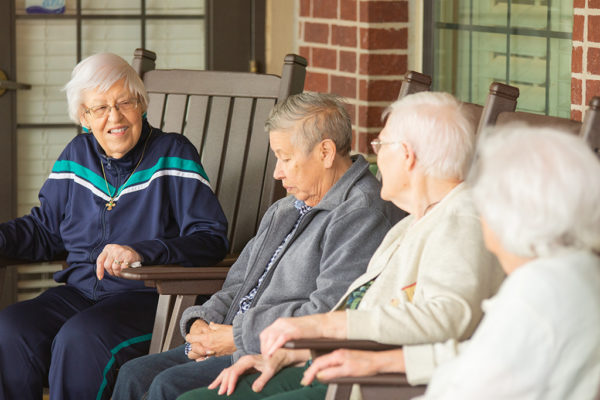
[572,0,600,121]
[298,0,409,154]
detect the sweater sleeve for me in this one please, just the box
[0,160,69,261]
[421,292,554,398]
[127,140,228,267]
[230,207,394,358]
[178,234,255,336]
[178,204,279,337]
[346,211,504,345]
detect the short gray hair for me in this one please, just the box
[64,53,148,124]
[469,125,600,257]
[383,92,475,180]
[265,92,352,156]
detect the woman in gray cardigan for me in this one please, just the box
[112,92,403,400]
[179,93,505,400]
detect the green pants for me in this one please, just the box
[176,365,327,400]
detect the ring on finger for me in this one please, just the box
[113,260,122,265]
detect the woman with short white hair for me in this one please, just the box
[177,92,506,400]
[0,53,229,400]
[413,126,600,399]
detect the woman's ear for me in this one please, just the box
[80,114,91,133]
[402,142,416,171]
[320,139,337,168]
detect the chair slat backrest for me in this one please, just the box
[133,50,307,254]
[494,96,600,157]
[397,71,432,98]
[581,97,600,156]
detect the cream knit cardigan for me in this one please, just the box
[334,183,505,353]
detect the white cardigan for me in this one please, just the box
[335,183,505,348]
[408,250,600,399]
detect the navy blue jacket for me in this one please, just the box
[0,121,229,300]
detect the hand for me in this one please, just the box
[186,319,211,361]
[260,312,346,358]
[208,349,308,395]
[96,244,142,280]
[301,348,406,386]
[186,322,237,359]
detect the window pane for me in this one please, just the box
[435,29,507,104]
[17,128,77,214]
[147,19,206,69]
[431,0,572,117]
[509,35,547,113]
[81,0,139,15]
[16,19,76,124]
[436,0,471,25]
[82,20,141,60]
[146,0,205,15]
[548,38,573,118]
[510,1,548,30]
[471,1,508,27]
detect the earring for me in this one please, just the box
[82,126,91,133]
[142,112,147,119]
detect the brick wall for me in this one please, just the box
[572,1,600,121]
[298,0,409,154]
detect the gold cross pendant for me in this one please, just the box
[106,200,115,210]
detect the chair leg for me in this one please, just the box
[325,383,353,400]
[149,294,175,354]
[163,294,197,352]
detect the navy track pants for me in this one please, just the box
[0,285,158,400]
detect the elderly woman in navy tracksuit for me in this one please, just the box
[0,53,229,400]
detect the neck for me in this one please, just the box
[305,156,352,207]
[410,173,461,219]
[495,247,535,275]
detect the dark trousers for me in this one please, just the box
[176,365,328,400]
[114,345,233,400]
[0,285,157,400]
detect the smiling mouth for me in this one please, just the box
[108,127,128,134]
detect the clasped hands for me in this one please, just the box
[185,319,237,361]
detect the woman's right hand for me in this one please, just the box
[207,349,307,395]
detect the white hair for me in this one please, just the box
[64,53,148,124]
[383,92,475,180]
[469,124,600,258]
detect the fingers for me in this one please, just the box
[190,342,214,358]
[207,372,224,390]
[223,366,241,395]
[209,356,254,396]
[301,351,345,386]
[261,333,291,359]
[96,244,142,278]
[252,367,276,392]
[96,252,107,280]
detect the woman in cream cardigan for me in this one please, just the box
[304,126,600,399]
[176,92,506,400]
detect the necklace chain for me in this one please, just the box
[100,128,152,210]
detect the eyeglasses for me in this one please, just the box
[370,139,403,155]
[84,98,139,119]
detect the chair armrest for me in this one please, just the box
[284,338,399,358]
[118,254,236,295]
[0,253,68,268]
[326,373,411,386]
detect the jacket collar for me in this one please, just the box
[310,154,370,211]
